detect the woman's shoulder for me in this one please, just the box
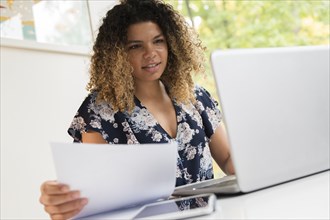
[80,90,98,104]
[79,91,98,110]
[193,84,213,99]
[78,91,118,116]
[192,84,220,109]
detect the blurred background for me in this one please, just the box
[168,0,329,98]
[167,0,330,178]
[1,0,329,219]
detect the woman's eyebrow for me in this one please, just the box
[126,40,142,44]
[153,34,164,39]
[127,34,164,44]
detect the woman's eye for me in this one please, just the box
[128,44,140,50]
[155,39,165,44]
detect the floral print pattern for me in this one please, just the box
[68,85,222,186]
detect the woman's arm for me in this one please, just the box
[209,122,235,175]
[82,131,107,143]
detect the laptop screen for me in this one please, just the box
[211,46,329,192]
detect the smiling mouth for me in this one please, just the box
[142,62,161,69]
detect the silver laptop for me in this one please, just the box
[174,45,330,195]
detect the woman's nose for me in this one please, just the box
[143,45,156,59]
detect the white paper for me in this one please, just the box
[50,142,178,219]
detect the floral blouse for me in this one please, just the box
[68,85,222,186]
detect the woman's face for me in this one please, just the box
[126,21,168,83]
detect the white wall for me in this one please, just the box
[1,41,90,219]
[88,0,118,37]
[0,1,117,219]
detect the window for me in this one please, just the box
[167,0,329,100]
[0,0,92,46]
[166,0,329,177]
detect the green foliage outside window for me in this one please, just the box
[166,0,329,177]
[166,0,329,100]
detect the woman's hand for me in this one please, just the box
[40,132,103,219]
[39,180,88,220]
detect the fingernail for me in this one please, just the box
[61,185,69,192]
[72,192,80,199]
[81,198,88,206]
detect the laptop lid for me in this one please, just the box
[211,45,329,193]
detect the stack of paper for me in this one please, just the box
[51,142,178,219]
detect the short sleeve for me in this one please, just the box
[67,92,116,142]
[194,85,222,138]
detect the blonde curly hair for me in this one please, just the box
[87,0,206,112]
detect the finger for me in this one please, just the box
[45,198,88,215]
[40,190,81,206]
[50,207,84,220]
[41,181,70,195]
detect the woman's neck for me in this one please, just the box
[134,80,168,102]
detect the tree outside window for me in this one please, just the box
[166,0,329,178]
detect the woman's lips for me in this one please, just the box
[142,62,161,73]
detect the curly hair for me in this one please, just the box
[87,0,206,112]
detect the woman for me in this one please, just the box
[39,0,235,219]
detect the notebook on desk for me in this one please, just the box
[173,45,330,196]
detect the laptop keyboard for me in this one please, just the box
[199,178,237,189]
[172,175,240,195]
[175,175,237,191]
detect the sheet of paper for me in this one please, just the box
[81,205,143,219]
[50,142,178,219]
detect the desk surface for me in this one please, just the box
[90,170,329,219]
[201,170,329,219]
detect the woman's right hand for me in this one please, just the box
[39,180,88,220]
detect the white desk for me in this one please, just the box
[89,171,329,219]
[201,170,329,219]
